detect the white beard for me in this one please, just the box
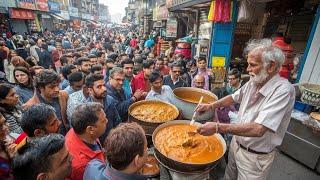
[249,68,269,85]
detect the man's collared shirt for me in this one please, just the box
[84,159,147,180]
[232,74,295,153]
[146,85,176,104]
[64,85,76,95]
[67,90,89,124]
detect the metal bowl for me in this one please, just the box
[128,100,179,136]
[152,120,226,172]
[172,87,218,122]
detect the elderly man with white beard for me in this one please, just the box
[196,39,295,180]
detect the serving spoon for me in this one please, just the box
[190,96,204,126]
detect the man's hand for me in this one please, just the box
[195,103,213,113]
[197,122,218,136]
[133,89,144,100]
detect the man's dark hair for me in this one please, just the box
[60,64,76,79]
[121,58,134,67]
[12,134,65,180]
[71,103,103,134]
[228,68,241,79]
[149,71,162,83]
[59,55,69,65]
[90,64,103,74]
[197,56,207,63]
[76,57,90,66]
[87,54,97,59]
[68,71,84,85]
[134,57,143,64]
[34,70,60,89]
[156,57,164,62]
[170,61,182,69]
[85,74,104,88]
[21,104,56,137]
[142,60,154,69]
[105,122,145,170]
[105,58,114,64]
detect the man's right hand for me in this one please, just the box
[133,89,144,100]
[195,103,214,113]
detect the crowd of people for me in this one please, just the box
[0,25,290,180]
[0,26,242,180]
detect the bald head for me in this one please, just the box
[193,75,205,89]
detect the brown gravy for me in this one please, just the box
[155,124,223,164]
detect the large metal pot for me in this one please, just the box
[128,100,179,136]
[152,120,226,173]
[172,87,218,122]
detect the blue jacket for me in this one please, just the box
[106,82,133,121]
[84,159,147,180]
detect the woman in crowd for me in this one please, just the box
[0,111,16,179]
[0,83,23,135]
[13,67,34,104]
[3,50,17,83]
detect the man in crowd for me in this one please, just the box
[76,57,92,75]
[88,54,98,65]
[120,58,134,98]
[24,70,69,134]
[65,103,107,180]
[163,61,188,90]
[59,64,77,90]
[90,64,103,75]
[12,134,72,180]
[21,103,60,138]
[196,39,295,180]
[146,71,175,104]
[155,57,169,76]
[64,71,85,95]
[106,67,143,121]
[131,60,154,99]
[84,122,148,180]
[86,74,121,141]
[193,74,205,89]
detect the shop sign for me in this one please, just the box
[166,18,177,38]
[55,0,68,11]
[36,0,49,11]
[81,13,91,20]
[68,7,78,17]
[59,10,70,20]
[16,0,36,10]
[212,56,226,67]
[41,14,51,18]
[48,1,60,13]
[0,0,17,8]
[158,6,168,20]
[9,8,36,19]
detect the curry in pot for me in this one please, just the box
[155,124,223,164]
[130,102,179,123]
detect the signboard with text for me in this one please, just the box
[48,1,60,13]
[166,18,177,38]
[17,0,36,10]
[36,0,49,11]
[68,7,78,17]
[9,8,36,19]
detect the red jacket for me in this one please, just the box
[131,71,149,95]
[65,129,105,180]
[130,38,137,48]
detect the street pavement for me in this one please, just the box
[158,149,320,180]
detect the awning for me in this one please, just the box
[50,13,65,21]
[169,0,211,11]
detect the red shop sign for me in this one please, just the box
[9,8,36,20]
[36,0,49,11]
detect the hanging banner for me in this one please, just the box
[36,0,49,11]
[9,8,36,19]
[48,1,60,13]
[166,18,177,38]
[16,0,36,10]
[68,7,79,17]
